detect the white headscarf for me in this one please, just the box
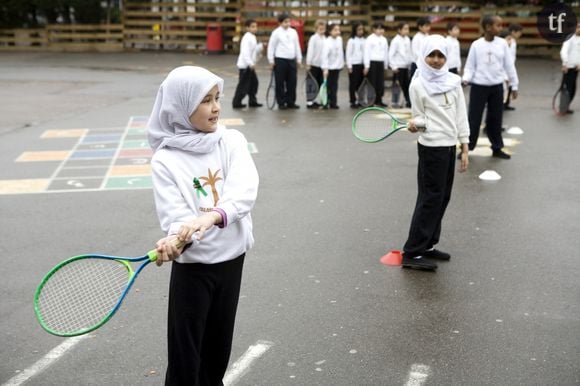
[148,66,225,153]
[414,34,461,95]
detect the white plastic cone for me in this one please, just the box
[507,126,524,135]
[479,170,501,181]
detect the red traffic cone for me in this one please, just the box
[380,250,403,266]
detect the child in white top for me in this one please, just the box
[560,23,580,113]
[503,23,522,110]
[321,23,345,109]
[148,66,259,384]
[233,19,264,108]
[267,13,303,109]
[346,22,366,108]
[403,35,469,271]
[306,20,327,108]
[445,22,462,74]
[363,22,389,106]
[410,17,431,80]
[389,22,413,107]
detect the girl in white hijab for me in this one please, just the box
[147,66,259,384]
[401,35,469,271]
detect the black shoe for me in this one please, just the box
[307,103,320,109]
[504,105,515,111]
[492,149,511,159]
[249,102,263,107]
[287,104,300,109]
[350,103,358,109]
[330,105,339,109]
[423,249,451,261]
[232,103,246,109]
[278,105,288,110]
[566,109,574,114]
[376,102,388,107]
[402,254,438,271]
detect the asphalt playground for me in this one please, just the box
[0,52,579,385]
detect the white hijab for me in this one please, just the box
[148,66,225,153]
[414,34,461,95]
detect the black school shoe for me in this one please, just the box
[249,102,263,107]
[402,254,437,271]
[423,249,451,261]
[492,149,511,159]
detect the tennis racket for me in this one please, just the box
[304,70,319,104]
[352,106,422,143]
[552,82,570,116]
[266,70,276,110]
[34,241,184,337]
[357,77,376,108]
[317,79,328,107]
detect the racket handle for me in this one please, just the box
[147,238,185,262]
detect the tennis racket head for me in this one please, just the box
[553,85,570,116]
[352,107,407,143]
[34,254,151,336]
[357,78,376,108]
[304,71,319,102]
[266,71,276,110]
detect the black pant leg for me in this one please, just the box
[403,144,455,257]
[349,64,364,104]
[248,69,259,104]
[468,84,488,150]
[429,146,456,248]
[398,68,411,107]
[564,69,578,103]
[409,62,417,80]
[485,84,505,151]
[232,69,251,106]
[274,58,287,106]
[327,69,340,107]
[286,59,298,105]
[369,61,385,104]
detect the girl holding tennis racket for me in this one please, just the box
[148,66,259,384]
[402,35,469,271]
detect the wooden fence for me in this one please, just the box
[0,1,578,56]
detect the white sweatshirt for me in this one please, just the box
[410,77,470,147]
[321,36,345,70]
[445,35,462,71]
[411,32,428,63]
[306,33,326,67]
[462,37,519,90]
[561,35,580,68]
[389,34,413,70]
[267,26,303,63]
[237,32,263,69]
[151,128,259,264]
[363,33,389,68]
[346,36,365,68]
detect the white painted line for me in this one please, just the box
[223,340,273,386]
[2,335,89,386]
[404,364,430,386]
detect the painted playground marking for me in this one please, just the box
[1,335,90,386]
[0,117,254,195]
[404,364,430,386]
[223,340,273,386]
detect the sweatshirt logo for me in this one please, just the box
[194,168,223,207]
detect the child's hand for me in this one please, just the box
[459,145,469,172]
[511,90,518,100]
[562,66,568,73]
[177,212,222,243]
[407,120,419,133]
[154,237,183,267]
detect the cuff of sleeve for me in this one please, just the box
[459,137,470,144]
[213,208,227,229]
[413,117,427,128]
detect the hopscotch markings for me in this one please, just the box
[0,179,49,194]
[404,364,430,386]
[40,129,88,139]
[16,151,70,162]
[223,340,273,386]
[1,335,90,386]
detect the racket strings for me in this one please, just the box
[354,110,395,141]
[37,258,130,334]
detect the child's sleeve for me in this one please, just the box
[363,38,371,69]
[267,30,277,64]
[462,43,475,83]
[502,42,519,90]
[384,39,389,68]
[455,86,470,144]
[388,38,397,70]
[215,132,259,227]
[561,40,570,67]
[346,38,353,68]
[240,34,254,67]
[321,39,330,70]
[151,159,196,237]
[294,29,303,63]
[306,36,314,66]
[409,80,426,127]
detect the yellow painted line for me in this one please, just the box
[108,165,151,177]
[219,118,245,126]
[0,179,49,194]
[41,129,88,138]
[16,151,71,162]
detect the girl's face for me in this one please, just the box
[419,24,431,34]
[281,18,291,29]
[449,26,460,38]
[399,24,410,36]
[331,25,341,38]
[356,25,365,37]
[374,27,384,36]
[189,85,221,133]
[316,24,326,34]
[425,50,447,70]
[248,23,258,35]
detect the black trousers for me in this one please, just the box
[404,144,456,257]
[165,255,245,386]
[327,69,340,107]
[563,68,578,104]
[349,64,364,105]
[409,62,418,81]
[308,66,324,106]
[468,83,504,151]
[232,68,258,106]
[393,68,411,107]
[274,57,297,107]
[368,60,385,104]
[449,68,458,74]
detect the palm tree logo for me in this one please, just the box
[199,168,223,207]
